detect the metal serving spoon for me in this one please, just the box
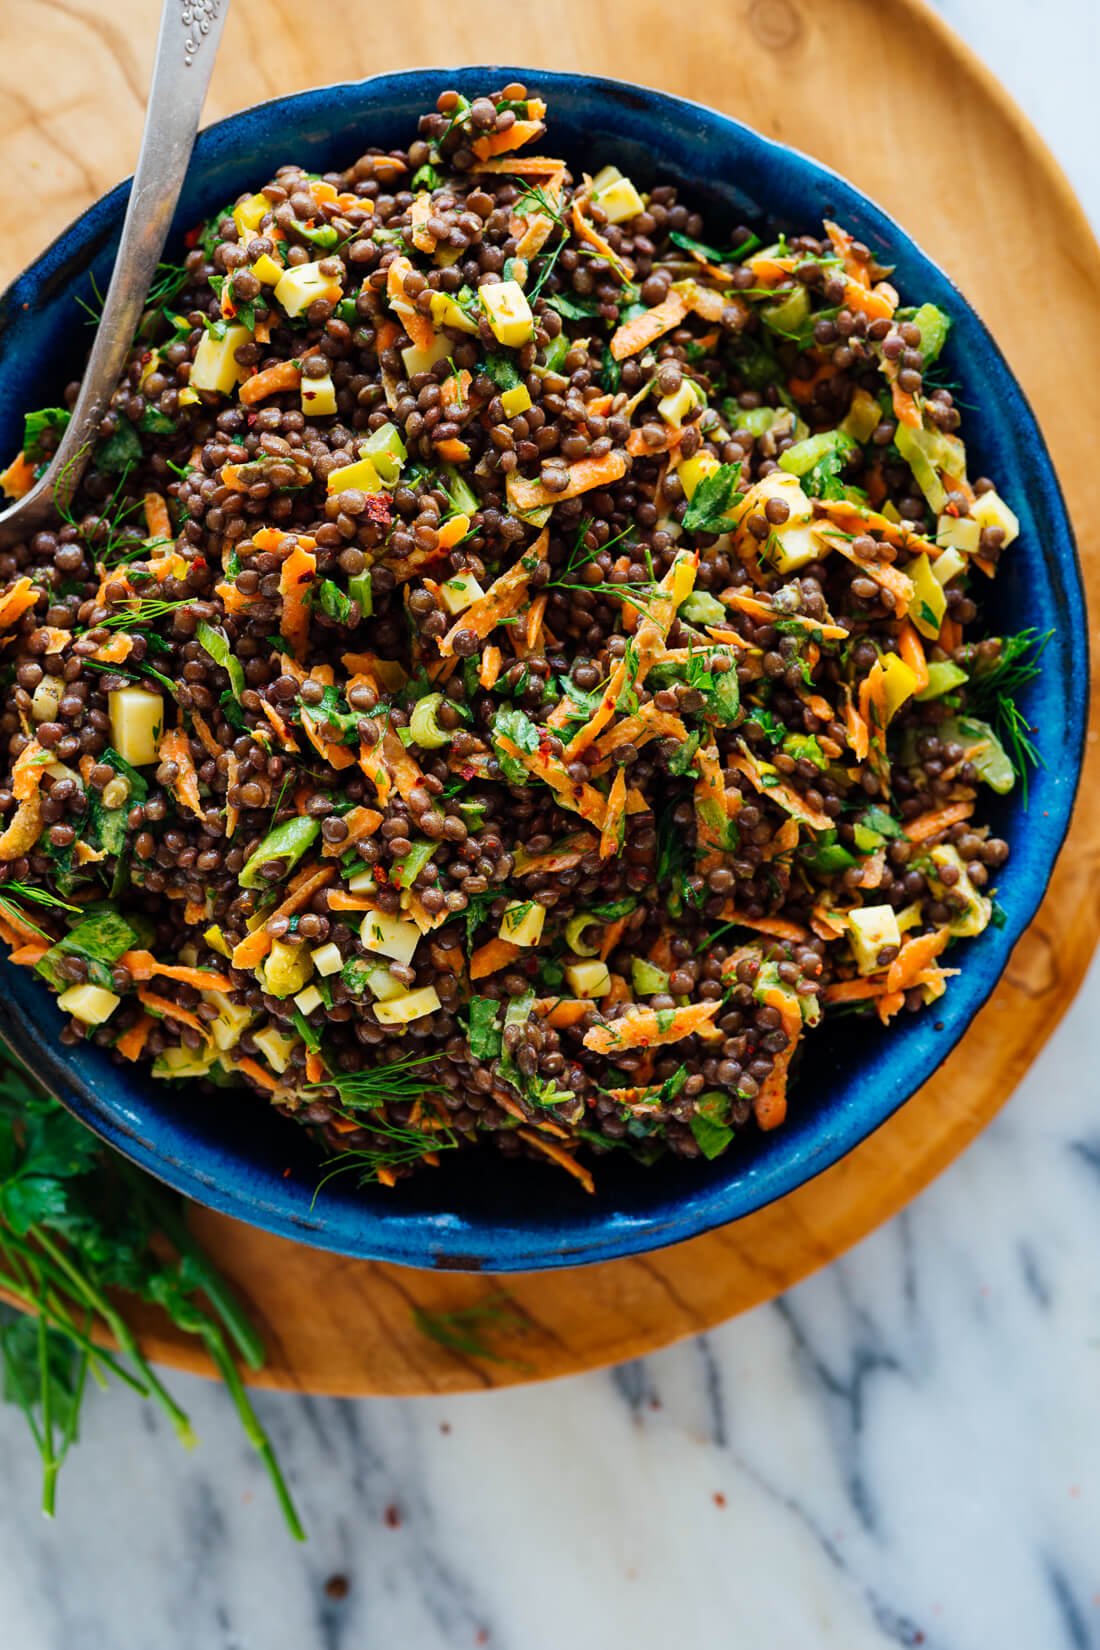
[0,0,230,549]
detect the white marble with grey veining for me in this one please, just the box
[3,5,1100,1646]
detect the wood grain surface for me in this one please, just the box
[1,0,1097,1395]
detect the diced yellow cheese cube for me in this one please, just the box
[591,164,623,192]
[202,989,254,1052]
[233,193,270,237]
[677,450,720,502]
[658,379,705,429]
[499,901,546,948]
[478,280,534,347]
[439,571,485,615]
[293,984,324,1015]
[400,332,453,378]
[300,371,337,417]
[968,488,1019,546]
[935,513,982,554]
[907,551,947,639]
[500,384,532,418]
[847,905,902,975]
[932,546,967,586]
[262,939,314,999]
[190,324,252,395]
[372,985,442,1025]
[360,909,421,965]
[273,260,343,319]
[564,960,612,998]
[595,175,646,224]
[58,984,120,1026]
[364,965,406,1002]
[152,1044,217,1080]
[251,252,285,287]
[31,675,64,724]
[107,687,164,766]
[768,523,822,575]
[428,292,480,335]
[345,869,377,895]
[326,456,383,495]
[310,942,343,977]
[253,1026,297,1075]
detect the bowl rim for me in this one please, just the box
[0,65,1088,1271]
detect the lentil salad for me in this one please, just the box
[0,85,1037,1194]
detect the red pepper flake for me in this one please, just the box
[713,1491,727,1508]
[364,494,394,527]
[184,226,201,249]
[383,1504,402,1529]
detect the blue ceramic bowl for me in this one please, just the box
[0,68,1085,1270]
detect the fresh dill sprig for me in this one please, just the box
[967,628,1052,806]
[97,598,191,631]
[313,1052,446,1111]
[0,882,81,914]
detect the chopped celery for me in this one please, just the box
[839,388,882,444]
[679,590,728,627]
[393,839,437,888]
[631,958,669,994]
[916,660,969,701]
[760,285,811,340]
[359,422,407,484]
[564,913,600,957]
[441,464,478,516]
[937,715,1015,794]
[348,572,373,617]
[779,429,855,477]
[902,302,951,364]
[407,692,451,750]
[238,816,321,889]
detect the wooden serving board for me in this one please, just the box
[2,0,1098,1395]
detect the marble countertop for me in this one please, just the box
[3,3,1100,1646]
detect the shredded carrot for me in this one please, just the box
[479,645,503,690]
[753,984,803,1130]
[824,977,886,1004]
[322,805,382,857]
[409,192,437,255]
[7,942,48,966]
[238,360,302,406]
[435,437,471,464]
[471,118,545,161]
[903,801,975,843]
[326,889,378,913]
[730,748,832,831]
[939,616,963,653]
[570,196,634,283]
[896,621,929,693]
[120,951,234,992]
[470,155,567,176]
[143,492,171,540]
[115,1014,154,1062]
[232,1055,283,1093]
[844,696,871,761]
[438,532,545,655]
[278,539,317,660]
[230,865,336,971]
[627,425,682,457]
[506,452,628,512]
[189,710,223,761]
[516,1129,595,1193]
[158,727,204,819]
[470,937,522,979]
[886,930,950,994]
[0,577,40,631]
[536,998,590,1029]
[718,909,811,944]
[0,901,49,948]
[598,767,628,862]
[137,989,209,1038]
[525,593,547,651]
[436,512,471,552]
[584,1000,721,1056]
[0,454,36,501]
[610,289,689,360]
[823,535,915,616]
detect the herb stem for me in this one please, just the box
[197,1316,305,1541]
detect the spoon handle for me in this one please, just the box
[0,0,230,548]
